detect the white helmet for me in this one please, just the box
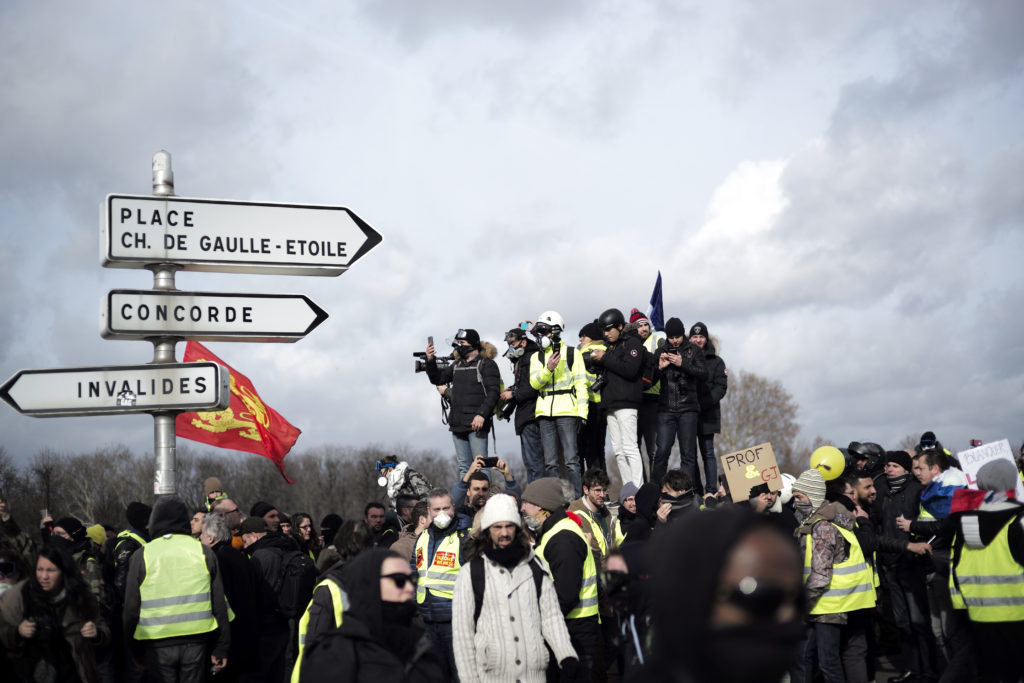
[769,473,797,513]
[536,310,564,331]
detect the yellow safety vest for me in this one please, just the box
[574,507,609,559]
[529,342,588,420]
[291,578,347,683]
[951,516,1024,622]
[613,517,626,547]
[642,334,661,396]
[416,530,463,603]
[803,523,876,615]
[580,341,606,404]
[535,516,599,619]
[919,505,936,521]
[135,534,217,640]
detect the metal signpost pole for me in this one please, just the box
[150,151,180,495]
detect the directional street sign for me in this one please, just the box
[0,363,230,417]
[101,194,383,275]
[101,290,329,342]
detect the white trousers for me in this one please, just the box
[606,407,644,487]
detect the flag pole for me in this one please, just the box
[149,151,181,496]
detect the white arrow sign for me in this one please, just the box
[101,194,383,275]
[101,290,329,342]
[0,363,230,417]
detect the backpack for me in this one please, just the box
[271,549,318,619]
[470,555,547,624]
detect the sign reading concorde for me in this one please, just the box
[102,290,329,342]
[102,194,383,275]
[0,363,230,417]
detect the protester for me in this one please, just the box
[613,482,639,547]
[203,477,228,511]
[0,495,35,570]
[651,316,707,488]
[569,468,614,566]
[364,502,397,548]
[392,501,430,564]
[378,454,433,509]
[453,494,581,683]
[452,455,523,520]
[631,506,804,683]
[0,545,110,683]
[250,501,282,533]
[578,321,609,475]
[302,549,446,682]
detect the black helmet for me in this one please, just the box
[598,308,625,328]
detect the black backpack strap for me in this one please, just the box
[529,557,546,600]
[471,556,485,624]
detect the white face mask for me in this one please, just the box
[433,512,452,530]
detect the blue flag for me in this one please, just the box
[647,271,664,332]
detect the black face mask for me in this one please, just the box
[699,621,804,682]
[380,599,418,626]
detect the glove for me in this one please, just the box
[559,657,586,683]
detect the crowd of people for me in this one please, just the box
[0,308,1021,683]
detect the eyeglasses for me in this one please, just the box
[382,572,417,589]
[716,576,802,621]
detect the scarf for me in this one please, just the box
[482,543,527,569]
[886,473,910,494]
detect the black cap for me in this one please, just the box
[665,317,686,337]
[689,322,708,337]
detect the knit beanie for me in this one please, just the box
[792,469,827,509]
[126,501,152,530]
[86,524,106,546]
[629,308,649,325]
[689,322,708,338]
[54,516,86,542]
[479,494,521,530]
[664,317,686,337]
[320,513,343,539]
[250,501,276,519]
[204,477,223,496]
[522,477,568,512]
[886,450,913,474]
[579,322,602,341]
[619,481,639,504]
[976,459,1018,493]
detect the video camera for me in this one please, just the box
[413,352,453,373]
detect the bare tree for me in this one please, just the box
[717,370,801,472]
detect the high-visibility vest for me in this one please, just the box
[114,529,147,555]
[642,334,661,396]
[416,530,463,603]
[574,507,609,559]
[580,341,606,404]
[951,516,1024,622]
[529,342,588,420]
[613,517,626,547]
[919,505,936,521]
[135,534,217,640]
[535,517,599,619]
[803,523,876,615]
[291,578,347,683]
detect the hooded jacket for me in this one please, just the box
[301,550,445,683]
[654,340,707,413]
[426,342,501,434]
[122,497,230,658]
[695,335,727,434]
[595,323,644,411]
[796,501,860,624]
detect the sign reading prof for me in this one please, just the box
[0,363,230,417]
[102,194,383,275]
[719,442,783,502]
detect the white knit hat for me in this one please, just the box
[479,494,521,530]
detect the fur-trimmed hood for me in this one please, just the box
[453,340,498,361]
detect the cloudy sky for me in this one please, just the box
[2,1,1022,477]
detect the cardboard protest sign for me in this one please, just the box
[957,439,1024,500]
[719,442,782,502]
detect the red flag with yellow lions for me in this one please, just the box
[177,341,299,483]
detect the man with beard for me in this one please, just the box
[363,502,396,548]
[569,469,614,567]
[500,326,544,482]
[414,488,472,679]
[452,494,580,683]
[520,478,602,680]
[453,456,522,520]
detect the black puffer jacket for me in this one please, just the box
[596,325,644,411]
[509,339,540,435]
[871,475,926,572]
[696,336,727,434]
[426,342,501,434]
[655,340,707,413]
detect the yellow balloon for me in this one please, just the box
[810,446,846,481]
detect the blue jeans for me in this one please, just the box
[652,411,698,487]
[519,421,545,483]
[451,430,488,480]
[696,432,717,496]
[538,416,581,498]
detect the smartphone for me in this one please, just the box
[428,336,434,347]
[482,457,499,468]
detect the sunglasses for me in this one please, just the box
[382,572,417,589]
[716,576,803,621]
